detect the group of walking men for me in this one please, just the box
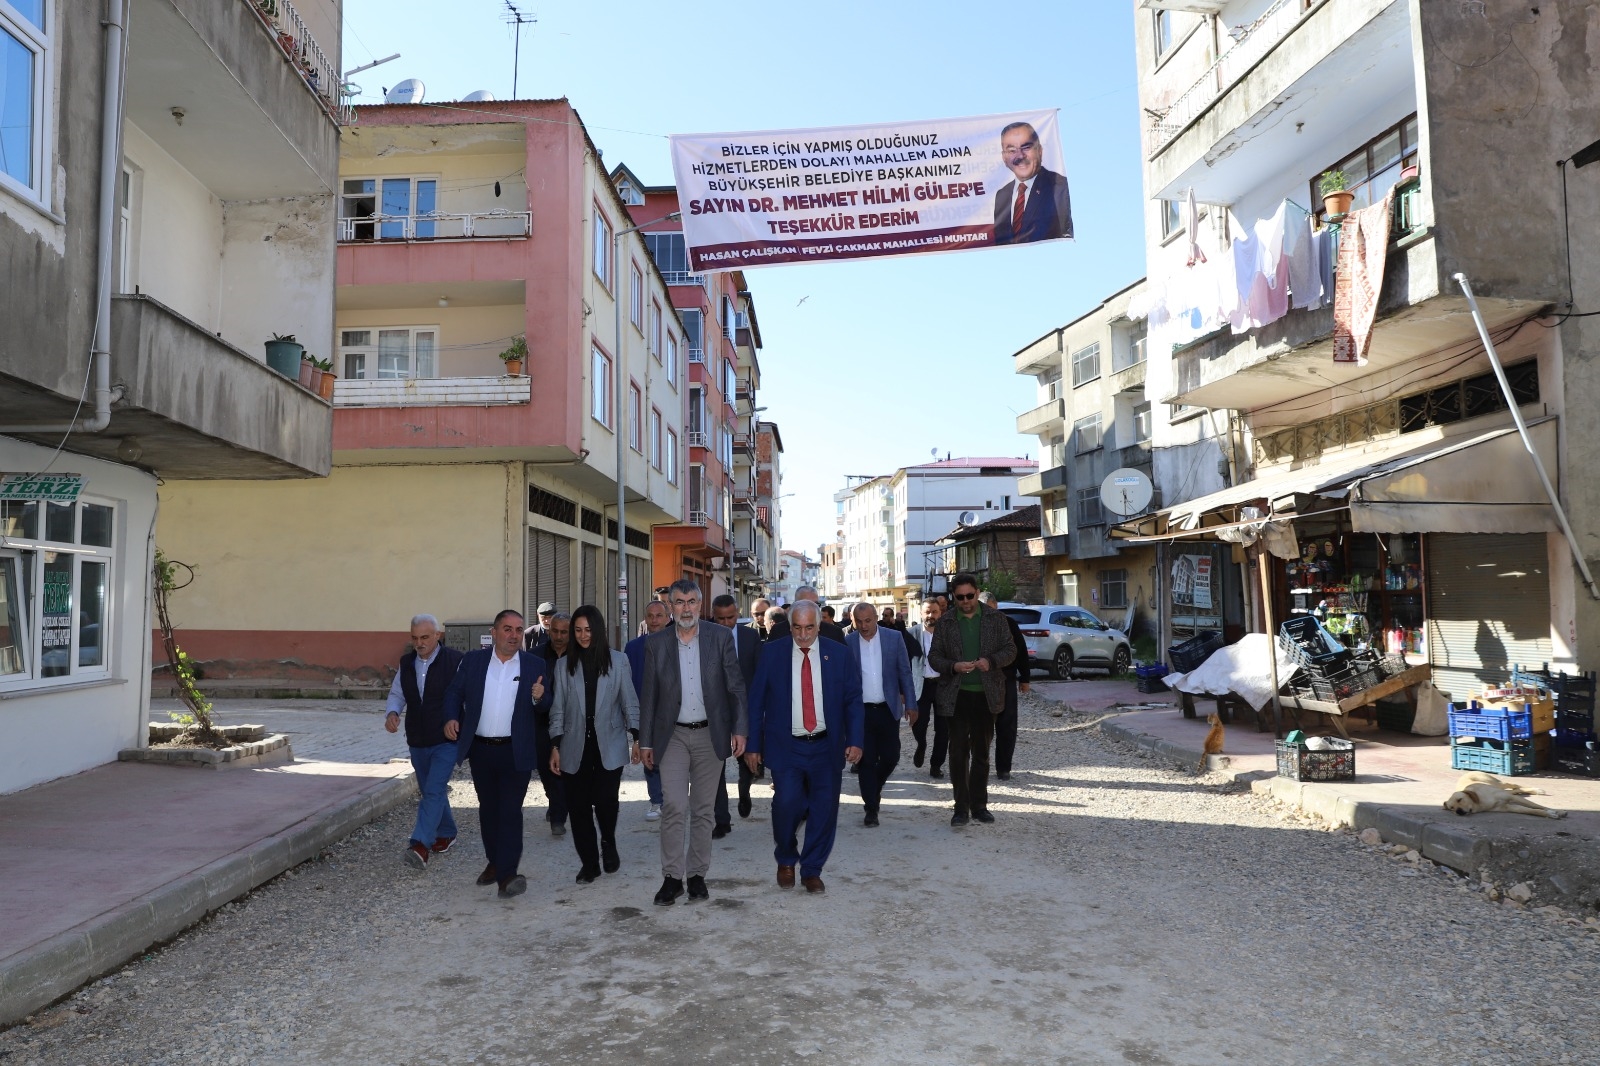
[383,572,1031,904]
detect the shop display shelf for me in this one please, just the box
[1450,736,1546,776]
[1276,739,1356,782]
[1168,632,1223,674]
[1448,703,1535,743]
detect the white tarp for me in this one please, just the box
[669,110,1071,271]
[1163,632,1302,712]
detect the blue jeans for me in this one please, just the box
[644,763,663,805]
[408,741,459,846]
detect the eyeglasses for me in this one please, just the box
[953,593,977,602]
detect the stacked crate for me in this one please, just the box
[1448,700,1548,774]
[1134,663,1168,694]
[1549,669,1599,777]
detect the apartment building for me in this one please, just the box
[1013,279,1160,630]
[750,419,785,600]
[1125,0,1600,691]
[157,97,681,669]
[0,0,341,792]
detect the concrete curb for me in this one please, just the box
[0,770,415,1027]
[1100,717,1229,775]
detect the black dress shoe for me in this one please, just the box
[996,771,1011,781]
[654,877,684,906]
[601,840,620,874]
[913,744,926,768]
[930,767,945,779]
[950,811,970,827]
[686,875,709,902]
[497,874,527,899]
[738,796,753,819]
[712,824,731,840]
[576,865,600,884]
[476,863,498,886]
[973,809,996,824]
[549,821,566,838]
[863,812,880,827]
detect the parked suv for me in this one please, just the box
[1000,604,1132,680]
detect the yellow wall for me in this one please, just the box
[337,303,526,379]
[158,464,521,632]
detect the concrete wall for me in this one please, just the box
[0,438,158,795]
[123,122,225,330]
[221,194,337,364]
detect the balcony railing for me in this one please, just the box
[661,270,705,287]
[331,375,532,408]
[688,348,706,364]
[685,431,708,448]
[337,211,533,242]
[1147,0,1306,157]
[245,0,341,123]
[688,510,710,526]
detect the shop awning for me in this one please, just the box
[1111,418,1558,542]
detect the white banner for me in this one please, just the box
[669,109,1071,271]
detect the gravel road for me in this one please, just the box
[4,693,1598,1065]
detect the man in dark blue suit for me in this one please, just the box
[744,600,863,894]
[711,593,763,831]
[992,121,1073,245]
[625,600,671,822]
[443,609,552,900]
[846,602,918,827]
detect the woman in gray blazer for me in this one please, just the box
[549,604,640,883]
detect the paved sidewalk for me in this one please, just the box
[1037,677,1600,903]
[0,700,416,1026]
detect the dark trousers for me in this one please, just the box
[769,743,843,878]
[913,686,949,771]
[562,740,622,871]
[533,710,568,826]
[994,676,1019,777]
[857,703,900,814]
[713,756,755,828]
[948,690,995,816]
[468,740,533,879]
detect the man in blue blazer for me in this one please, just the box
[992,121,1073,245]
[744,600,863,894]
[846,602,918,827]
[443,609,552,900]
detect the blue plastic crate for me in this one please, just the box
[1450,736,1540,776]
[1448,704,1534,742]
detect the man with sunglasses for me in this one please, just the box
[927,574,1015,826]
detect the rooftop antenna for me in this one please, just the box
[503,2,536,99]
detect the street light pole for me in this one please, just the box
[611,210,680,644]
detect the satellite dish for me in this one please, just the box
[1099,468,1154,516]
[385,78,425,104]
[878,537,888,549]
[957,510,978,526]
[462,89,496,102]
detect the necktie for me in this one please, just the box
[801,647,817,733]
[1012,181,1027,237]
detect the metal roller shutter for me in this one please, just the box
[1426,533,1551,701]
[525,529,572,617]
[581,544,600,608]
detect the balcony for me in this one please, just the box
[1018,465,1069,498]
[1144,0,1415,204]
[332,376,532,408]
[242,0,341,123]
[337,211,533,243]
[1025,534,1070,558]
[688,510,710,526]
[1015,398,1065,436]
[732,492,757,515]
[686,431,708,449]
[661,270,705,287]
[688,348,706,364]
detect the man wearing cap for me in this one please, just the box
[526,601,557,652]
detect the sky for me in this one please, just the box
[341,0,1150,556]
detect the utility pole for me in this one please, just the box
[503,2,535,98]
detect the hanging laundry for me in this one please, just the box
[1286,208,1321,310]
[1332,188,1397,364]
[1254,201,1290,324]
[1184,186,1207,267]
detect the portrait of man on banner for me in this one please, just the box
[992,121,1073,245]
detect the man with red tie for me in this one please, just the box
[992,121,1072,245]
[744,599,864,894]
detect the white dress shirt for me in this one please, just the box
[858,631,885,704]
[676,630,707,724]
[791,640,826,736]
[920,626,939,679]
[477,651,520,737]
[384,645,440,716]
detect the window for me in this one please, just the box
[688,386,705,436]
[643,232,696,283]
[591,346,612,427]
[593,207,612,289]
[1159,198,1181,239]
[1071,343,1101,387]
[665,332,678,386]
[1153,9,1174,59]
[1134,402,1152,444]
[630,262,644,330]
[1073,413,1103,453]
[650,407,663,469]
[116,165,136,293]
[1099,568,1128,610]
[1075,488,1104,527]
[1114,324,1147,372]
[339,176,437,239]
[721,357,735,398]
[0,0,49,206]
[628,382,642,451]
[1312,114,1420,215]
[650,300,662,357]
[0,497,114,686]
[616,178,644,206]
[340,327,438,380]
[666,429,679,484]
[681,308,703,361]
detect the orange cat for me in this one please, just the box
[1197,712,1224,772]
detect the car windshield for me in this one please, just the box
[1003,608,1040,625]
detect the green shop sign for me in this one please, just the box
[0,473,85,503]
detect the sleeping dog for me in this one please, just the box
[1443,771,1565,819]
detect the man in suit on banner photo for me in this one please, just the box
[992,121,1072,245]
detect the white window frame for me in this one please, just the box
[1134,402,1152,444]
[1071,343,1101,388]
[630,262,644,330]
[649,406,663,469]
[338,174,440,239]
[665,331,678,387]
[0,496,116,690]
[666,428,679,484]
[591,345,613,428]
[0,0,52,210]
[593,206,613,290]
[628,381,642,452]
[650,300,662,358]
[339,325,439,380]
[1073,413,1103,454]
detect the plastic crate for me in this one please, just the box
[1377,654,1411,678]
[1276,739,1356,781]
[1555,708,1595,735]
[1449,703,1535,742]
[1450,736,1546,776]
[1308,661,1383,702]
[1551,741,1600,777]
[1375,703,1416,732]
[1135,662,1168,679]
[1168,631,1223,674]
[1136,677,1169,694]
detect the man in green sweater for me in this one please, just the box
[927,573,1016,826]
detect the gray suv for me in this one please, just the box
[1001,604,1132,680]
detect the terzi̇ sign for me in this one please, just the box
[669,109,1071,270]
[0,472,85,503]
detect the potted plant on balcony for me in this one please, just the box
[314,357,337,400]
[500,334,528,377]
[298,351,315,389]
[264,333,303,378]
[1319,169,1355,218]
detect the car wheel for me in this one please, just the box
[1052,645,1074,680]
[1112,645,1132,676]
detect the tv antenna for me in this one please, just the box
[503,2,536,99]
